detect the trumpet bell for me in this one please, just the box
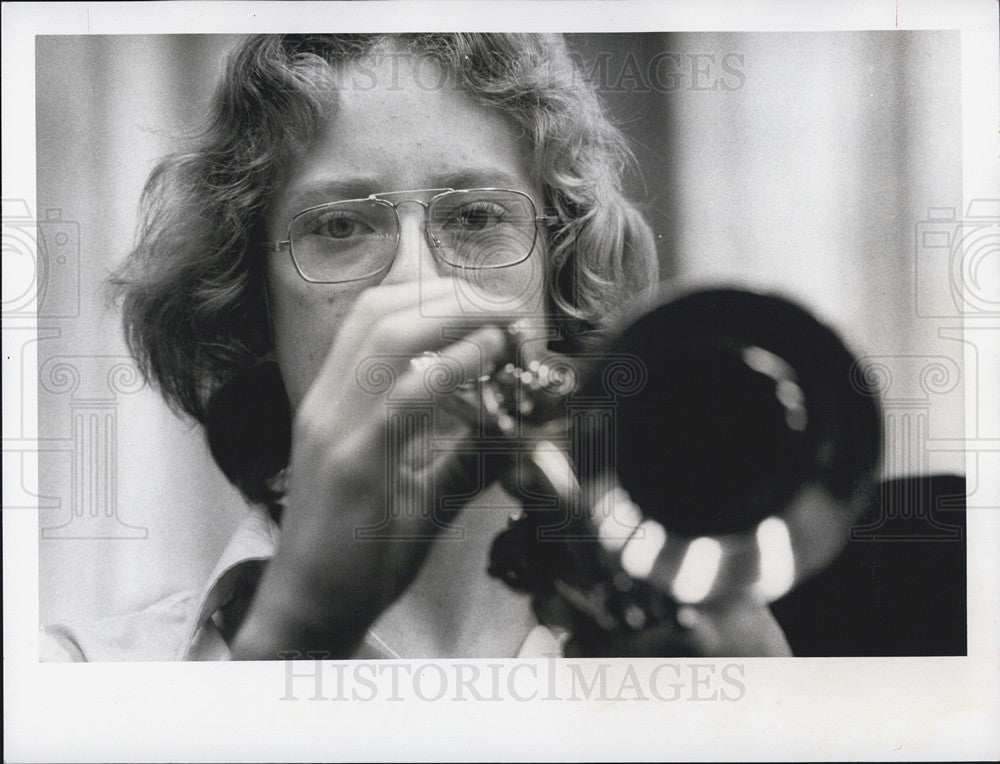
[585,287,881,537]
[489,287,883,642]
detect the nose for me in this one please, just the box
[380,201,444,285]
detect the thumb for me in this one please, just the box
[674,596,792,657]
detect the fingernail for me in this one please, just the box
[676,606,701,630]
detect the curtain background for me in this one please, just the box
[34,33,965,625]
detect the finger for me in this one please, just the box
[554,598,791,658]
[384,324,522,513]
[333,278,461,362]
[607,621,701,657]
[377,416,501,538]
[354,275,547,351]
[564,622,676,658]
[359,295,512,355]
[677,598,792,657]
[337,277,528,364]
[359,328,509,532]
[385,326,508,400]
[316,303,514,406]
[307,278,461,390]
[533,592,592,635]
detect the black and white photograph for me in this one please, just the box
[4,1,999,761]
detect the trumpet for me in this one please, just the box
[467,287,882,653]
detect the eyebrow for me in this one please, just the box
[435,169,523,190]
[283,168,526,212]
[282,179,382,213]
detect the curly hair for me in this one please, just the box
[113,33,659,504]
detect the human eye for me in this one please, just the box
[442,200,511,232]
[306,209,378,241]
[429,192,536,267]
[288,202,395,279]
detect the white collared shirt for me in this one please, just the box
[41,505,562,661]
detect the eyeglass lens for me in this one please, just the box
[288,190,538,282]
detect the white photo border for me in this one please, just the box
[4,2,999,761]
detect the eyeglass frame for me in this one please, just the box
[271,187,560,284]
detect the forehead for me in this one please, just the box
[275,51,536,215]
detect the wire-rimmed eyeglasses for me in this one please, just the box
[272,188,557,284]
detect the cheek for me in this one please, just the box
[267,264,365,411]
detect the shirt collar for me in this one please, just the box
[179,502,561,659]
[181,504,279,659]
